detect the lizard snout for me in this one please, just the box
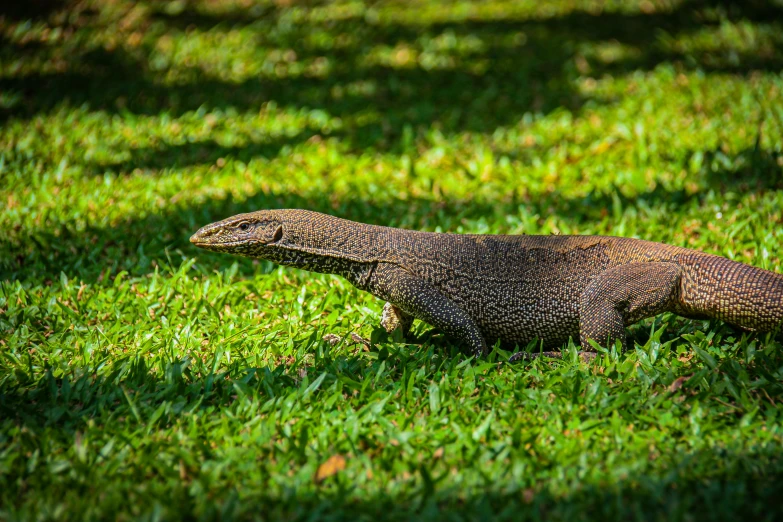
[190,226,216,245]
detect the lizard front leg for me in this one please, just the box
[579,262,683,351]
[370,263,488,358]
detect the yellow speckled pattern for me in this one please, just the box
[191,209,783,356]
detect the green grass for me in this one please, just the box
[2,0,783,520]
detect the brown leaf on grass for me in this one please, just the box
[315,454,346,483]
[668,376,689,392]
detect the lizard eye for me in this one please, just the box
[239,223,250,232]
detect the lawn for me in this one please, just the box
[2,0,783,520]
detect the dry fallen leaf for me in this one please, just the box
[668,376,688,392]
[314,454,346,483]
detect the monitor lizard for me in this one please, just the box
[191,209,783,360]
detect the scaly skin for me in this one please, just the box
[190,209,783,358]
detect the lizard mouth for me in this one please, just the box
[189,230,240,248]
[190,237,251,249]
[189,226,243,248]
[189,236,282,250]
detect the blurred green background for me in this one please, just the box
[1,0,783,520]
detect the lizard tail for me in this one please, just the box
[678,254,783,333]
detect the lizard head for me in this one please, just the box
[191,208,367,270]
[190,210,285,258]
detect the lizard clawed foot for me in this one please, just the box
[381,302,414,337]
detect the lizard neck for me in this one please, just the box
[260,212,394,286]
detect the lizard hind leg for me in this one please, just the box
[381,302,414,337]
[579,262,683,351]
[509,350,597,363]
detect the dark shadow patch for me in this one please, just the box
[0,0,65,21]
[700,145,783,192]
[1,338,782,519]
[90,133,319,174]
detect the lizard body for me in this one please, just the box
[191,209,783,357]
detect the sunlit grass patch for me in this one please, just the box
[1,0,783,520]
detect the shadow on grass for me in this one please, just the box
[2,455,782,520]
[0,0,65,21]
[1,340,783,520]
[91,132,320,173]
[200,470,783,521]
[699,145,783,192]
